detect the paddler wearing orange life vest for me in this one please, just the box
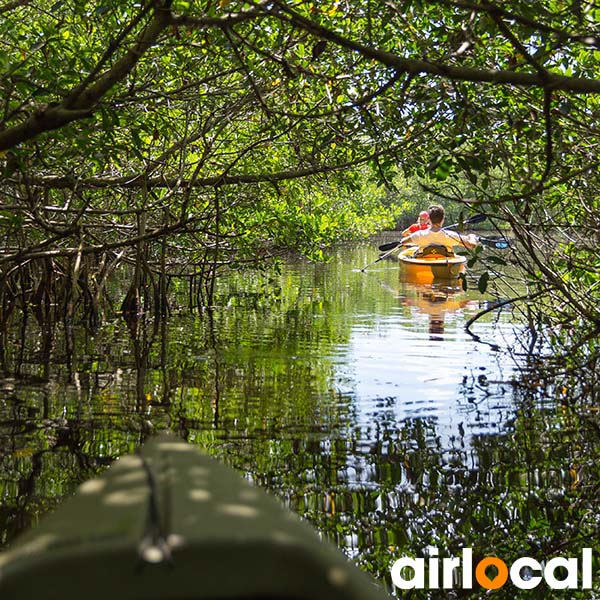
[401,210,431,237]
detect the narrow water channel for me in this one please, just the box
[0,240,590,597]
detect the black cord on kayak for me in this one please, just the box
[136,452,174,567]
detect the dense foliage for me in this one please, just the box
[0,2,598,392]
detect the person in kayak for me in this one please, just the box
[400,204,479,252]
[401,210,430,237]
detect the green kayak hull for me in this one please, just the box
[0,434,391,600]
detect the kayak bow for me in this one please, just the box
[0,434,391,600]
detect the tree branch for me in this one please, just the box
[268,0,600,94]
[0,0,31,14]
[6,146,399,190]
[0,2,173,151]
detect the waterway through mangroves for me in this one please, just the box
[0,239,597,597]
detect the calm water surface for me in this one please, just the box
[0,240,583,596]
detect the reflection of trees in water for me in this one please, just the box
[0,308,158,548]
[0,379,125,548]
[2,318,598,598]
[266,388,600,598]
[0,273,350,548]
[1,251,598,598]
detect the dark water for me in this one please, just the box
[0,241,596,597]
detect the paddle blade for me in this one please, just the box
[378,241,401,252]
[478,236,511,249]
[464,213,487,226]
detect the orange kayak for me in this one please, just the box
[398,245,467,283]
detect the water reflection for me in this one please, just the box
[402,282,475,341]
[0,241,595,598]
[339,274,515,453]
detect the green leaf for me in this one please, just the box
[478,271,490,294]
[428,155,454,181]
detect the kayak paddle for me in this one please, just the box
[378,213,488,252]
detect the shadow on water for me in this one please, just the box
[0,241,599,598]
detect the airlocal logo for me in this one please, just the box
[391,548,593,591]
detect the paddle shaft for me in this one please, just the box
[360,243,401,271]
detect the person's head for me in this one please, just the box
[418,210,430,225]
[427,204,445,226]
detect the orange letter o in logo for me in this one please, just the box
[475,557,509,590]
